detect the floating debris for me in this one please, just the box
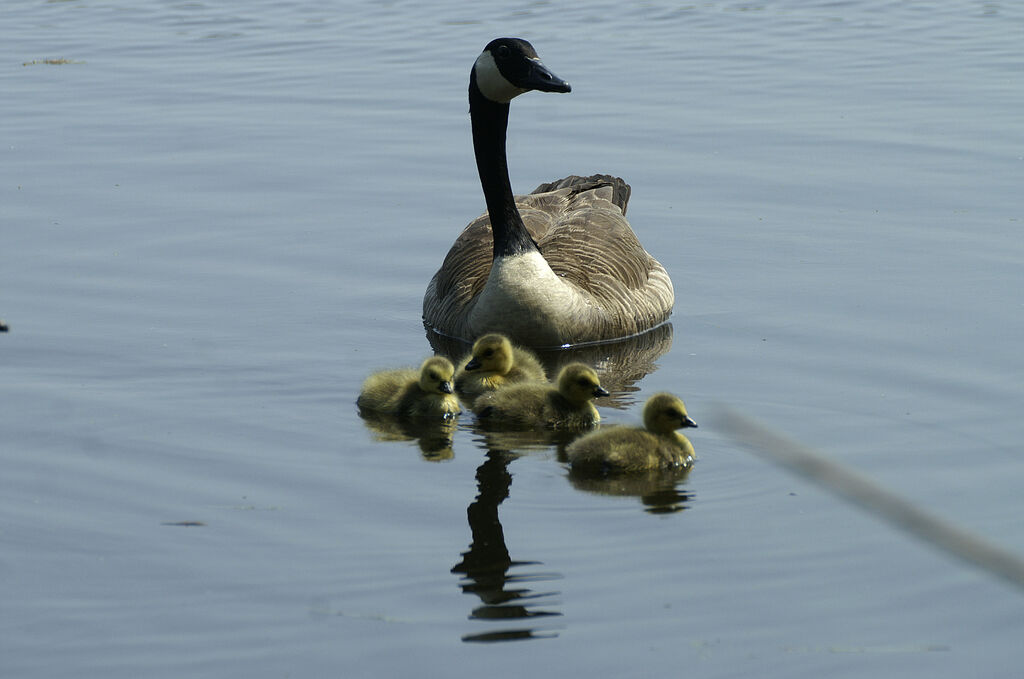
[22,58,84,66]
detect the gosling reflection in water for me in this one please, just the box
[566,466,696,514]
[452,449,563,642]
[356,412,456,461]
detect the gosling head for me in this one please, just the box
[463,334,514,375]
[419,356,455,395]
[643,393,698,435]
[557,363,609,405]
[472,37,571,105]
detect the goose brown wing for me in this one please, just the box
[535,180,673,336]
[533,176,658,296]
[425,213,492,316]
[538,208,654,293]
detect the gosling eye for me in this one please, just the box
[483,349,494,357]
[577,378,592,387]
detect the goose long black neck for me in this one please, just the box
[469,77,540,259]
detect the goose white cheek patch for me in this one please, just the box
[473,51,527,103]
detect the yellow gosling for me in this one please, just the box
[567,393,698,473]
[454,333,546,400]
[357,356,460,418]
[472,362,608,430]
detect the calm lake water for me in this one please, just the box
[3,1,1023,676]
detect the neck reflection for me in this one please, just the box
[452,448,562,642]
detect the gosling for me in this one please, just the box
[454,333,546,400]
[357,356,461,418]
[472,362,609,430]
[566,393,698,473]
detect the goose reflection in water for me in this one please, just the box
[452,448,563,642]
[427,321,674,409]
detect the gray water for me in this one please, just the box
[3,1,1023,676]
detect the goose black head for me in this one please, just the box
[472,37,571,104]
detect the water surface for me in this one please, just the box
[3,1,1023,677]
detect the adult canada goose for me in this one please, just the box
[472,362,609,430]
[566,393,698,473]
[422,38,674,348]
[357,356,461,418]
[454,332,546,400]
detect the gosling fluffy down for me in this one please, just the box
[454,333,546,400]
[472,362,608,430]
[567,393,697,473]
[357,356,461,418]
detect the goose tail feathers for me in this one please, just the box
[531,174,631,216]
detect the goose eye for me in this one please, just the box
[496,45,510,58]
